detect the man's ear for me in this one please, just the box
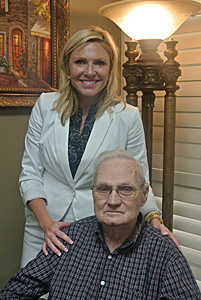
[141,184,149,207]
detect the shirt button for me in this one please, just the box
[108,255,112,259]
[100,281,105,286]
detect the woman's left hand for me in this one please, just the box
[150,217,182,252]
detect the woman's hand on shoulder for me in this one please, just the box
[42,220,73,257]
[27,198,73,256]
[150,217,182,252]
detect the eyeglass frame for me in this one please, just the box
[91,183,145,199]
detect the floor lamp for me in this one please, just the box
[99,0,201,230]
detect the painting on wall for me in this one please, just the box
[0,0,70,106]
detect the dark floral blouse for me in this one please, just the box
[68,104,97,178]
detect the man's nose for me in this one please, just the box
[107,190,122,205]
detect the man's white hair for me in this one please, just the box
[93,149,146,185]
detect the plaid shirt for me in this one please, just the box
[0,215,200,300]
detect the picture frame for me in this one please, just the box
[0,0,70,107]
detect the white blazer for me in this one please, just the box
[19,92,159,222]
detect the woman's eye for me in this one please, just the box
[75,59,86,65]
[95,60,106,66]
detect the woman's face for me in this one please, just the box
[69,42,111,104]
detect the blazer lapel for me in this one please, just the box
[74,110,114,183]
[54,114,74,187]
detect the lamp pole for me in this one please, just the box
[162,40,181,229]
[123,39,181,230]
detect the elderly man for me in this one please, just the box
[0,149,200,299]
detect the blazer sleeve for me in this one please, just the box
[124,105,160,216]
[19,93,54,206]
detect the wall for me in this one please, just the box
[0,0,120,289]
[0,107,31,288]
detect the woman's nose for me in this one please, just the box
[84,64,95,76]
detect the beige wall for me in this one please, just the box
[70,0,121,43]
[0,0,120,290]
[0,108,31,288]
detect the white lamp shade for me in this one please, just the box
[99,0,201,40]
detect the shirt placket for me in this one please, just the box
[95,252,116,300]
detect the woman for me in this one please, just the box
[19,26,178,267]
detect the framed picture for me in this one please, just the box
[0,0,70,107]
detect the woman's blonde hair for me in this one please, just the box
[53,26,124,125]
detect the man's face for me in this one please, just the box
[93,158,148,228]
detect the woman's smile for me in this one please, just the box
[81,80,98,86]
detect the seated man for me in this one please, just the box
[0,149,200,299]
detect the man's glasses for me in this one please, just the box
[92,184,144,199]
